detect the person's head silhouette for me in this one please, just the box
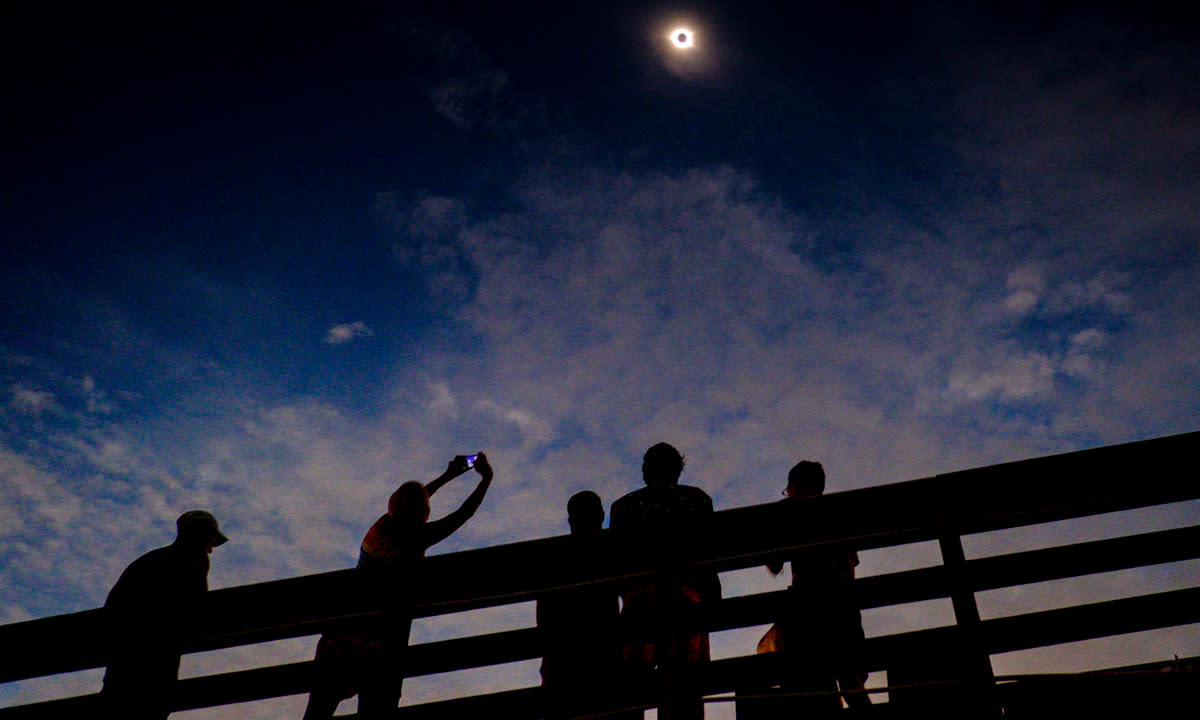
[567,490,604,535]
[389,481,431,524]
[785,460,825,499]
[642,442,684,488]
[176,510,228,554]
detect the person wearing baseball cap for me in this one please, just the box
[101,510,229,719]
[176,509,229,550]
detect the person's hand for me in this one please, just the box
[472,452,493,480]
[447,455,471,477]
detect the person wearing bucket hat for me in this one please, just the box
[100,510,228,719]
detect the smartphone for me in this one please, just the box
[465,453,479,469]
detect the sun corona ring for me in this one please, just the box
[670,28,694,49]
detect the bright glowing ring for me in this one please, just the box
[670,28,694,49]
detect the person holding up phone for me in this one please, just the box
[303,453,494,720]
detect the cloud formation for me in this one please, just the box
[322,321,374,346]
[9,386,54,414]
[425,30,528,131]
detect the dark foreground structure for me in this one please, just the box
[2,431,1198,718]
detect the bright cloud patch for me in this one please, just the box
[947,353,1058,402]
[9,386,54,414]
[1005,265,1044,314]
[322,321,374,345]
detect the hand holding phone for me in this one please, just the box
[470,452,492,480]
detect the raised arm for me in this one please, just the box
[423,453,494,548]
[426,455,473,497]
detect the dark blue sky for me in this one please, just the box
[9,1,1187,405]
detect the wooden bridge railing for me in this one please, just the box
[1,431,1198,718]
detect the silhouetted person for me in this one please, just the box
[610,443,720,720]
[101,510,229,720]
[538,491,628,720]
[767,461,870,712]
[303,453,493,720]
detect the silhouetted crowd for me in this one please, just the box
[101,445,869,719]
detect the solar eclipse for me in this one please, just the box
[670,28,694,49]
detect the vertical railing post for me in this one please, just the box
[938,532,999,717]
[657,537,686,720]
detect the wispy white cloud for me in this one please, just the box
[425,378,460,418]
[410,196,468,240]
[430,70,512,129]
[80,375,113,415]
[425,30,528,132]
[946,352,1058,402]
[1004,264,1044,314]
[9,385,54,414]
[322,321,374,345]
[1044,271,1132,316]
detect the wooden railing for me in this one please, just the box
[2,431,1198,718]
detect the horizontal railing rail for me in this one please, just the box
[1,430,1197,718]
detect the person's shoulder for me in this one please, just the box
[107,544,173,603]
[124,544,175,574]
[361,514,396,552]
[677,484,713,505]
[611,487,646,511]
[610,488,652,528]
[363,514,392,538]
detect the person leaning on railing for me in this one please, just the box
[302,453,493,720]
[101,510,229,720]
[537,490,633,720]
[765,461,870,711]
[609,442,721,720]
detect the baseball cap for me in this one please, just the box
[177,510,229,546]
